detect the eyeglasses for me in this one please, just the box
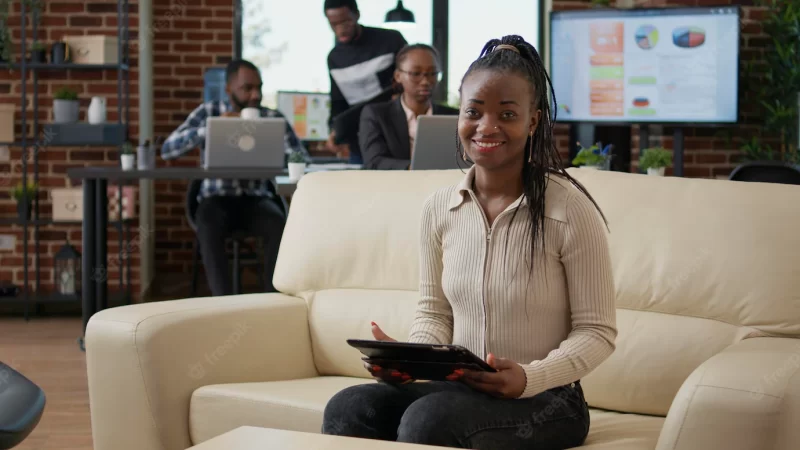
[398,69,441,81]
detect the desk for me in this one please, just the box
[66,167,287,345]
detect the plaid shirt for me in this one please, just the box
[161,100,307,200]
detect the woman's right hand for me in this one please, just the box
[364,322,415,384]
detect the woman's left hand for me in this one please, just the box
[457,353,527,399]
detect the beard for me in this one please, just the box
[230,93,260,110]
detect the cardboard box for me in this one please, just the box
[0,104,14,143]
[51,186,136,222]
[51,188,82,221]
[63,35,119,65]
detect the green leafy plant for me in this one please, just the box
[572,141,612,167]
[0,0,11,63]
[53,87,79,101]
[288,150,306,164]
[22,0,43,32]
[120,141,135,155]
[739,0,800,164]
[31,42,46,51]
[639,147,672,171]
[11,182,37,202]
[591,0,612,6]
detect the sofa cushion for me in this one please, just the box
[189,376,664,449]
[189,377,374,445]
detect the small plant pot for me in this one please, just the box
[53,99,79,123]
[647,167,666,176]
[51,42,69,64]
[288,162,306,181]
[16,201,31,222]
[120,154,135,171]
[30,49,47,64]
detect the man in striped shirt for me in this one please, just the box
[161,59,306,296]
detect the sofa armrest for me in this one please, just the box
[85,293,318,450]
[656,337,800,450]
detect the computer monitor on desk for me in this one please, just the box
[276,91,331,142]
[410,116,469,170]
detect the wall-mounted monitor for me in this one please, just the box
[549,6,740,124]
[276,91,331,141]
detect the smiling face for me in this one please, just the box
[458,69,541,171]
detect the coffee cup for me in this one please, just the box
[240,107,260,120]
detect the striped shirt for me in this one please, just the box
[327,26,407,126]
[407,166,617,399]
[160,100,307,200]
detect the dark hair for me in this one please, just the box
[225,59,259,85]
[456,35,607,271]
[396,43,440,67]
[324,0,358,13]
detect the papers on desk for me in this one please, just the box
[306,163,362,172]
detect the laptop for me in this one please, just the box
[410,115,470,170]
[203,117,287,169]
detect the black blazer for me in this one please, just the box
[359,98,459,170]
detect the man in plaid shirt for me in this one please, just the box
[161,59,306,295]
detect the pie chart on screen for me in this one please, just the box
[635,25,659,49]
[672,26,706,48]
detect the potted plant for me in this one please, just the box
[572,141,612,170]
[12,182,37,222]
[53,87,79,123]
[0,0,11,63]
[120,141,135,171]
[287,150,306,181]
[30,42,47,63]
[730,0,800,175]
[639,147,672,176]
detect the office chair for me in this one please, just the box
[0,362,46,449]
[186,180,271,296]
[728,161,800,185]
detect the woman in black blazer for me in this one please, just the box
[359,44,459,170]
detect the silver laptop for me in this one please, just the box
[204,117,286,169]
[410,115,470,170]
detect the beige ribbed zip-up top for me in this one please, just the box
[407,166,617,399]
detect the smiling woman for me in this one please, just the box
[322,35,617,450]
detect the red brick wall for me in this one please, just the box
[0,0,234,303]
[0,0,767,306]
[552,0,765,178]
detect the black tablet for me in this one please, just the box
[346,339,496,380]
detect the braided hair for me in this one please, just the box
[456,35,607,269]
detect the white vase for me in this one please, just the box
[120,154,135,171]
[288,162,306,181]
[647,167,665,176]
[87,96,107,124]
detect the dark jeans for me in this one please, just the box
[322,380,589,450]
[195,194,286,296]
